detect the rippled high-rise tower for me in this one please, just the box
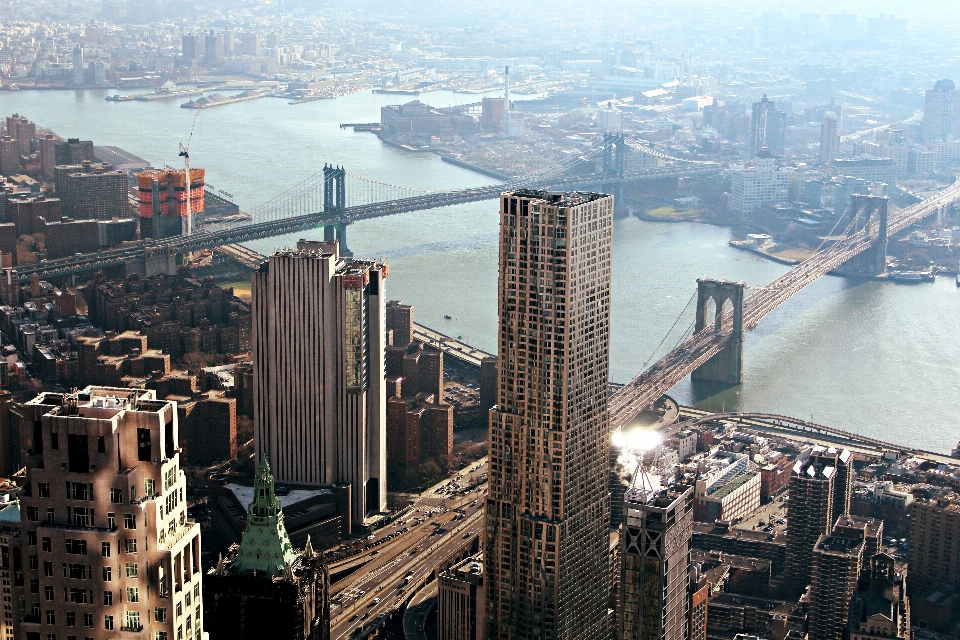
[485,189,613,639]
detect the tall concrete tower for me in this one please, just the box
[252,240,388,524]
[620,484,694,640]
[485,189,614,639]
[72,46,85,85]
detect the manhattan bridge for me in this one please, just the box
[14,134,960,425]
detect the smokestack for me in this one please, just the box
[503,65,511,137]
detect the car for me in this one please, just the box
[361,613,368,619]
[372,598,381,605]
[349,615,358,622]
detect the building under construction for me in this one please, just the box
[136,168,205,239]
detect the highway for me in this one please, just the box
[328,460,488,640]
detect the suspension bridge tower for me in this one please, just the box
[322,165,350,255]
[602,133,626,212]
[842,195,888,276]
[691,278,746,385]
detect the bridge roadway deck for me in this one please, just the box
[607,180,960,430]
[13,166,715,283]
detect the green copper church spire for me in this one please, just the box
[233,456,298,576]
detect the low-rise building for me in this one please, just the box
[438,555,484,640]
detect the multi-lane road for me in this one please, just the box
[328,461,488,640]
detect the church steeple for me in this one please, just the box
[233,457,298,576]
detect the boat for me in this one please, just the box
[105,94,137,102]
[888,270,936,283]
[444,314,452,319]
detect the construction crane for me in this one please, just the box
[179,106,201,236]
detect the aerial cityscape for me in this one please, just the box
[0,0,958,639]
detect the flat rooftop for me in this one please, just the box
[224,482,332,509]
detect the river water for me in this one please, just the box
[3,88,958,453]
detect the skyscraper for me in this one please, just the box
[810,517,868,640]
[72,46,85,85]
[620,484,694,640]
[908,492,960,588]
[750,95,786,157]
[819,114,840,164]
[18,387,203,640]
[485,189,613,639]
[785,450,836,595]
[923,79,960,145]
[252,240,388,524]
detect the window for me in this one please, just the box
[125,611,140,631]
[102,567,111,582]
[25,506,38,521]
[70,508,93,528]
[125,563,138,579]
[97,437,105,454]
[66,612,76,627]
[110,489,122,504]
[45,609,55,624]
[101,543,110,558]
[176,601,182,617]
[124,514,136,530]
[107,513,115,530]
[29,555,38,570]
[46,509,54,524]
[144,479,154,496]
[37,483,50,498]
[65,540,87,555]
[83,613,93,628]
[28,531,37,546]
[137,428,152,463]
[164,467,176,490]
[68,564,85,580]
[41,537,51,552]
[126,587,138,603]
[42,561,52,576]
[178,627,182,640]
[124,539,137,554]
[30,578,38,594]
[67,435,89,474]
[51,433,59,450]
[104,615,113,631]
[130,485,138,502]
[184,592,190,607]
[69,483,91,501]
[194,583,199,599]
[44,586,53,601]
[103,591,112,606]
[156,633,168,640]
[69,588,87,604]
[155,608,167,623]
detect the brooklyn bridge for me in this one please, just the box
[12,134,960,426]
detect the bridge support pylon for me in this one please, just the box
[691,278,746,385]
[843,195,888,276]
[322,164,351,256]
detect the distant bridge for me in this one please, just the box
[608,183,960,430]
[15,134,715,282]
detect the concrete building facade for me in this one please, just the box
[728,152,789,220]
[908,493,960,588]
[253,240,387,524]
[18,386,203,640]
[485,190,614,640]
[439,555,484,640]
[620,484,694,640]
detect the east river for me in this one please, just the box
[3,88,958,453]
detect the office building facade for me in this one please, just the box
[784,452,836,595]
[819,115,840,165]
[18,387,203,640]
[253,240,387,524]
[485,190,613,639]
[923,79,960,145]
[728,151,789,219]
[750,95,786,157]
[908,493,960,587]
[620,485,694,640]
[810,517,868,640]
[439,556,484,640]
